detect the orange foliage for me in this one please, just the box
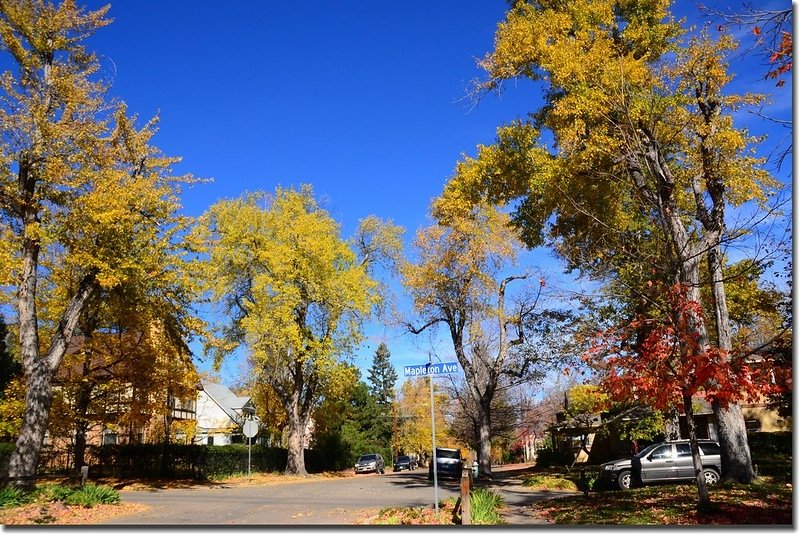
[584,284,781,413]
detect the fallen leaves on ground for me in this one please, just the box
[0,502,149,525]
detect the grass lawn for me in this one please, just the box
[536,476,792,525]
[530,438,793,526]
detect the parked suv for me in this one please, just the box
[393,455,417,472]
[600,440,722,490]
[427,447,463,480]
[355,453,385,474]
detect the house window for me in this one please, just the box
[745,418,762,432]
[207,436,214,446]
[102,430,118,445]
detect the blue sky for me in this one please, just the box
[76,1,792,387]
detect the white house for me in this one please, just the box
[194,381,256,446]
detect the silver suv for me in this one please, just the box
[600,440,722,490]
[354,453,385,474]
[427,447,464,480]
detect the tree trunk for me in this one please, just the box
[684,394,711,511]
[712,400,755,482]
[633,137,755,485]
[708,245,756,483]
[6,360,55,489]
[6,270,97,488]
[477,400,493,478]
[284,394,308,476]
[665,409,681,441]
[73,382,92,473]
[73,424,87,474]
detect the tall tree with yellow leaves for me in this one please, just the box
[0,0,197,487]
[394,377,454,464]
[437,0,782,484]
[196,186,402,475]
[403,204,555,477]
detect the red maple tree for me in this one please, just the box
[584,284,776,414]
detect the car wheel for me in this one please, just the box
[702,468,720,486]
[617,470,632,490]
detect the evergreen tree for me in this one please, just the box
[366,343,397,456]
[367,343,398,405]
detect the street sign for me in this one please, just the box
[403,361,458,377]
[243,419,259,438]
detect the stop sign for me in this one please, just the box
[243,419,258,438]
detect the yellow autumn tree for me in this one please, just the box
[402,203,556,477]
[436,0,782,485]
[195,185,402,475]
[0,1,198,487]
[394,377,457,465]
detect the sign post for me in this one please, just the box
[242,416,260,479]
[403,360,459,516]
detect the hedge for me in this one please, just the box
[86,443,338,480]
[534,448,575,468]
[748,431,791,457]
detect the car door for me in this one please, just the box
[674,443,696,479]
[641,444,676,481]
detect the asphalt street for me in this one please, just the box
[102,468,463,525]
[100,465,571,525]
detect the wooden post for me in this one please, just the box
[460,466,472,525]
[80,465,89,486]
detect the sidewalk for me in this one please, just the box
[482,464,580,525]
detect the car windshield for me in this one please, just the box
[358,455,377,462]
[436,449,460,459]
[397,456,410,462]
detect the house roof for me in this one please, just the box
[201,381,254,424]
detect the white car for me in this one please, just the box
[354,453,385,474]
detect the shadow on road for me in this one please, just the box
[381,471,463,490]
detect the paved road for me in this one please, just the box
[101,465,572,525]
[103,469,462,525]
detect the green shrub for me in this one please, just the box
[87,443,342,480]
[748,432,791,457]
[0,485,33,508]
[39,484,74,503]
[61,484,120,508]
[470,488,505,525]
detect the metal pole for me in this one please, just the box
[429,372,439,516]
[248,434,252,479]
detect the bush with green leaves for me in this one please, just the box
[39,484,73,503]
[0,485,33,508]
[1,483,120,510]
[470,488,505,525]
[62,484,120,507]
